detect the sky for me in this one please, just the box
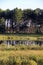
[0,0,43,10]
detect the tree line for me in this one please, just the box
[0,8,43,33]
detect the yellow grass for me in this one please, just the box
[0,50,43,58]
[0,34,43,41]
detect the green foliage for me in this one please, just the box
[0,17,5,25]
[0,55,43,65]
[0,8,43,33]
[13,8,23,23]
[34,8,41,15]
[28,60,37,65]
[0,9,3,13]
[23,9,33,20]
[37,58,43,65]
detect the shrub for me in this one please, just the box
[21,58,29,65]
[8,55,22,65]
[37,59,43,65]
[0,59,3,65]
[29,55,37,62]
[28,60,37,65]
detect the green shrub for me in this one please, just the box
[0,55,43,65]
[0,57,9,65]
[37,59,43,65]
[0,59,3,65]
[28,60,37,65]
[21,58,29,65]
[29,55,37,62]
[8,55,22,65]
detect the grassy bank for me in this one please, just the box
[0,50,43,65]
[0,44,43,65]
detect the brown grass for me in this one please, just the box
[0,50,43,57]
